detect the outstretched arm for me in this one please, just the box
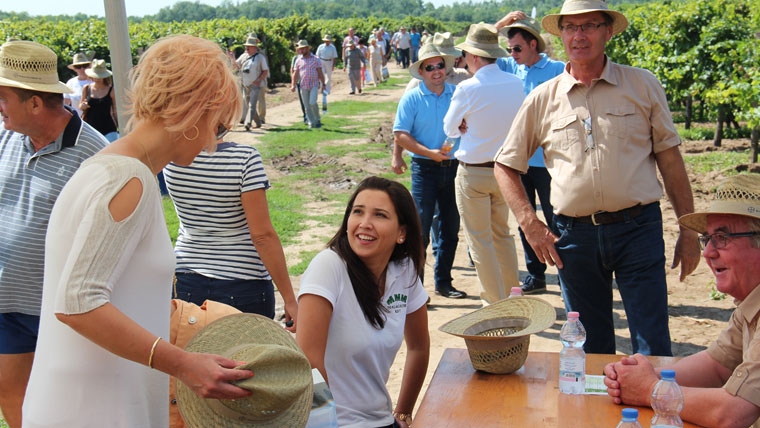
[394,305,430,428]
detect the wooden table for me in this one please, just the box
[414,348,702,428]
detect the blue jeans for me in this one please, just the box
[411,46,420,63]
[553,202,672,356]
[0,312,39,354]
[299,86,320,126]
[410,158,460,290]
[518,166,554,280]
[174,272,275,319]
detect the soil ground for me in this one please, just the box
[228,61,753,416]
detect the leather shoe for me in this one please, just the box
[435,287,467,299]
[521,276,547,295]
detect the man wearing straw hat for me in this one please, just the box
[316,34,338,113]
[393,44,466,299]
[442,23,525,305]
[291,40,325,129]
[63,52,93,117]
[237,36,268,131]
[604,174,760,427]
[494,0,700,356]
[494,11,566,295]
[0,40,106,428]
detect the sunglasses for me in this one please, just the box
[215,124,229,140]
[423,62,446,72]
[506,46,523,54]
[73,64,88,70]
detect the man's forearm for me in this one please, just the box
[394,132,434,158]
[494,163,539,228]
[656,146,694,219]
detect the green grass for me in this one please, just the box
[683,150,752,175]
[0,420,7,428]
[289,249,322,275]
[677,124,753,141]
[162,196,179,244]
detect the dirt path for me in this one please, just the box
[226,62,740,416]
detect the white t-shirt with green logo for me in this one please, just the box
[299,249,428,428]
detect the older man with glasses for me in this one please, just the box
[494,0,700,356]
[604,174,760,427]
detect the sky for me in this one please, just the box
[5,0,457,18]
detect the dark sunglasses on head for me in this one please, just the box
[423,62,446,72]
[215,124,229,140]
[506,46,523,54]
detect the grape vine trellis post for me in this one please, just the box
[103,0,132,130]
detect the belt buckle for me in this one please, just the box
[591,211,601,226]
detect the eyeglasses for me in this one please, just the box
[560,22,608,34]
[698,231,760,249]
[583,117,595,152]
[423,62,446,72]
[506,45,523,54]
[215,124,229,140]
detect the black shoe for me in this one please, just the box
[349,90,355,95]
[435,287,467,299]
[521,276,547,295]
[238,120,244,125]
[244,123,251,131]
[313,122,322,129]
[358,88,362,94]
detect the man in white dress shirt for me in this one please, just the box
[442,23,525,304]
[316,34,338,113]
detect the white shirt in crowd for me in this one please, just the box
[64,76,93,116]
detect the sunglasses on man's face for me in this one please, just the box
[74,64,88,69]
[423,62,446,72]
[215,124,229,140]
[506,45,523,54]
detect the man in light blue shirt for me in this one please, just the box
[495,11,565,295]
[393,44,465,299]
[410,28,421,63]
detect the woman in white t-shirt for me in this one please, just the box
[297,176,430,428]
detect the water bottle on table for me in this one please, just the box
[651,369,683,428]
[615,408,643,428]
[508,287,523,298]
[559,311,586,394]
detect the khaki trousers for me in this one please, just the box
[455,164,519,303]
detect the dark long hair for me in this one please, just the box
[327,177,424,329]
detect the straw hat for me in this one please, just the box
[67,51,92,70]
[501,18,546,53]
[440,297,556,374]
[295,39,310,49]
[455,22,507,59]
[322,34,332,42]
[176,314,313,428]
[679,174,760,234]
[243,36,258,47]
[0,40,72,94]
[409,44,454,80]
[542,0,629,37]
[431,32,461,58]
[84,59,112,79]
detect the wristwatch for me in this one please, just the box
[393,412,413,425]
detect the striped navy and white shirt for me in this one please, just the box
[164,142,272,280]
[0,112,107,316]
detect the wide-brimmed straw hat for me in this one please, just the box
[176,314,313,428]
[322,34,332,42]
[679,174,760,234]
[243,36,258,47]
[0,40,72,94]
[409,43,454,80]
[440,297,556,374]
[295,39,310,49]
[84,59,112,79]
[456,22,508,59]
[501,18,546,53]
[431,32,461,58]
[542,0,629,37]
[67,51,92,70]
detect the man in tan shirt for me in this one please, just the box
[494,0,700,355]
[604,174,760,428]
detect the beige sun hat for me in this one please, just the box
[295,39,310,49]
[322,34,332,42]
[176,314,313,428]
[501,18,546,53]
[431,32,461,58]
[243,36,258,47]
[0,40,72,94]
[679,174,760,234]
[409,44,454,80]
[67,51,92,70]
[456,22,508,59]
[542,0,629,37]
[84,59,112,79]
[440,296,556,374]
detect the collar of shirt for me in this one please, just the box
[418,80,455,97]
[25,106,81,157]
[735,283,760,324]
[557,55,618,94]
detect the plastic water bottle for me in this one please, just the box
[650,369,684,428]
[559,311,586,394]
[615,408,643,428]
[508,287,523,298]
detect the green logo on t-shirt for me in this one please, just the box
[386,293,408,305]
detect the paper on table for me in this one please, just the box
[585,375,608,395]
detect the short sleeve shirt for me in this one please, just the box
[294,55,322,89]
[240,53,268,87]
[707,284,760,409]
[494,58,681,217]
[393,81,456,159]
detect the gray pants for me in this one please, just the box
[299,86,320,126]
[348,68,362,92]
[241,84,261,126]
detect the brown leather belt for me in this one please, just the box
[460,161,495,168]
[573,204,644,225]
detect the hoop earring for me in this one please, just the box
[183,125,199,141]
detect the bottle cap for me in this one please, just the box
[660,369,676,379]
[621,408,638,421]
[568,311,579,319]
[510,287,522,295]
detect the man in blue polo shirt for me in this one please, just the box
[494,11,565,295]
[0,41,106,428]
[410,27,421,63]
[393,43,465,299]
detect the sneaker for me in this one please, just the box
[435,287,467,299]
[313,122,322,129]
[521,276,547,295]
[349,90,355,95]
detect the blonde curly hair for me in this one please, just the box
[125,34,241,137]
